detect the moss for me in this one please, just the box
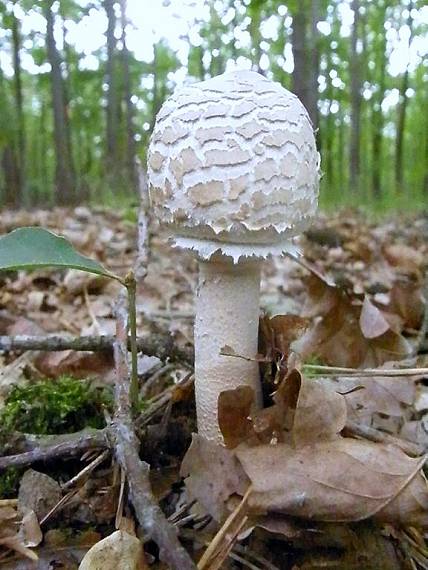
[0,375,113,436]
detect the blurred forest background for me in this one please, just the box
[0,0,426,211]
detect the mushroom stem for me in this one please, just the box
[194,258,263,443]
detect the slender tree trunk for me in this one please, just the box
[120,0,137,193]
[308,0,320,130]
[104,0,119,179]
[11,6,25,206]
[338,107,345,193]
[44,0,75,205]
[248,0,263,73]
[291,1,308,106]
[349,0,362,194]
[150,43,161,132]
[371,27,386,200]
[395,4,414,194]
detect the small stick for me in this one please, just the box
[304,364,428,377]
[344,420,425,457]
[111,291,196,570]
[62,449,110,491]
[0,333,193,365]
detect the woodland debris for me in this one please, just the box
[111,292,196,570]
[78,530,148,570]
[0,333,193,365]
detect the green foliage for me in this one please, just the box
[0,376,112,435]
[0,467,21,498]
[0,227,119,281]
[122,205,139,225]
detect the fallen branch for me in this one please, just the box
[0,428,108,470]
[111,292,196,570]
[0,333,193,365]
[344,420,425,457]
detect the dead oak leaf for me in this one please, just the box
[180,434,249,521]
[235,439,428,526]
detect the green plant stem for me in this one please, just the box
[125,271,139,414]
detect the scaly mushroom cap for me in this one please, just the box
[148,70,320,262]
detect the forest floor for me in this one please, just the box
[0,206,427,569]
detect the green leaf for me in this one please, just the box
[0,227,121,281]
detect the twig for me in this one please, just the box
[111,291,196,570]
[124,271,139,411]
[0,428,108,471]
[135,160,151,281]
[304,364,428,377]
[344,420,426,457]
[286,251,336,286]
[62,449,110,491]
[197,485,252,570]
[0,333,193,365]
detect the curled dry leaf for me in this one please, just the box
[0,504,40,561]
[293,376,347,446]
[360,296,391,339]
[190,371,428,529]
[78,530,147,570]
[299,276,411,367]
[180,434,249,521]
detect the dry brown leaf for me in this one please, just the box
[235,439,428,525]
[293,377,347,446]
[383,244,424,277]
[359,296,391,339]
[180,434,249,521]
[218,385,254,449]
[388,280,424,330]
[299,276,411,367]
[78,530,147,569]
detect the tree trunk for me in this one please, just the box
[11,5,25,206]
[349,0,362,194]
[150,43,161,132]
[44,0,75,205]
[308,0,320,130]
[104,0,119,178]
[395,5,414,194]
[371,14,387,200]
[248,0,263,73]
[120,0,137,194]
[291,1,308,106]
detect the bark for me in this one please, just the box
[1,145,20,208]
[395,4,414,194]
[104,0,119,178]
[11,5,25,206]
[0,333,193,365]
[371,31,387,199]
[349,0,362,194]
[291,0,319,128]
[150,43,161,131]
[44,0,75,204]
[248,0,263,72]
[291,1,307,106]
[113,293,196,570]
[120,0,138,193]
[308,0,320,130]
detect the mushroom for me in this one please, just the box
[147,70,320,443]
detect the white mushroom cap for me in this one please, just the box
[148,70,320,262]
